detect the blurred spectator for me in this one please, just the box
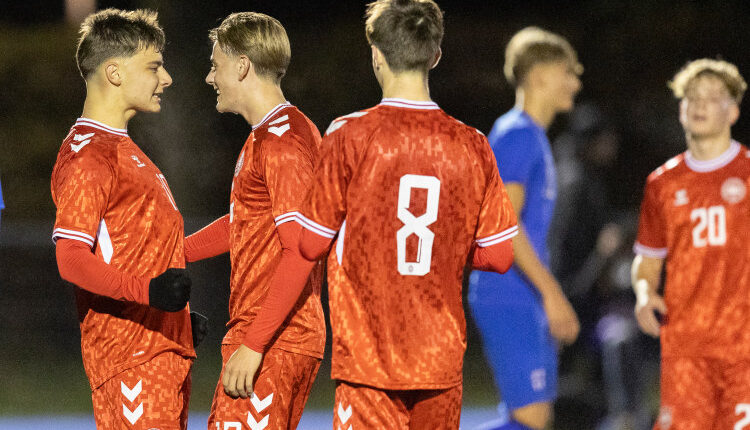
[550,104,655,430]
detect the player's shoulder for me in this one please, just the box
[323,105,380,137]
[646,152,687,184]
[254,103,320,144]
[489,110,541,146]
[58,119,125,164]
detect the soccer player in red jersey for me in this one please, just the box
[632,59,750,430]
[205,1,517,428]
[183,12,325,429]
[51,9,195,429]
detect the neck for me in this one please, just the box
[516,87,556,130]
[686,130,733,160]
[238,80,286,126]
[381,70,431,101]
[81,82,133,129]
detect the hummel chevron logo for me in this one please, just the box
[268,123,290,137]
[338,403,353,425]
[268,115,289,125]
[247,412,269,430]
[250,392,273,413]
[71,132,94,153]
[123,402,143,425]
[121,380,142,402]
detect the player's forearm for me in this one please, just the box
[185,214,230,263]
[242,222,318,353]
[512,225,564,298]
[56,239,149,304]
[631,254,663,301]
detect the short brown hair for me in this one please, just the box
[669,58,747,104]
[365,0,444,73]
[76,8,165,79]
[504,26,582,87]
[209,12,291,83]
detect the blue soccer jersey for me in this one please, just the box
[468,107,558,411]
[0,177,4,210]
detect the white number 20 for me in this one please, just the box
[735,403,750,430]
[690,205,726,248]
[397,174,440,276]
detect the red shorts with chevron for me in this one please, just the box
[92,352,193,429]
[208,344,321,430]
[333,380,462,430]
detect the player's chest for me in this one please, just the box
[230,142,270,214]
[661,173,750,245]
[115,147,180,214]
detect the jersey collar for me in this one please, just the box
[75,118,129,137]
[252,102,292,130]
[379,98,440,110]
[685,140,741,172]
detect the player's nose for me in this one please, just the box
[161,68,173,88]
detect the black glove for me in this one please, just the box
[190,311,209,348]
[149,268,191,312]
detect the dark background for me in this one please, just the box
[1,0,748,427]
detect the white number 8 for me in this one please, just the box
[397,174,440,276]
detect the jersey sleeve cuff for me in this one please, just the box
[475,225,519,247]
[274,211,300,227]
[295,213,338,239]
[52,228,95,248]
[633,242,667,259]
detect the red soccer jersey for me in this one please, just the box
[51,118,193,389]
[224,103,325,358]
[297,98,518,389]
[635,141,750,359]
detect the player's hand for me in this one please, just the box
[148,268,191,312]
[634,290,666,337]
[542,289,580,344]
[190,311,208,347]
[222,345,263,399]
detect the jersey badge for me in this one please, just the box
[70,132,94,153]
[130,155,146,167]
[234,149,245,177]
[721,177,746,204]
[674,189,689,206]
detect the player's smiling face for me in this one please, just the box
[680,74,739,139]
[206,42,239,113]
[120,46,172,113]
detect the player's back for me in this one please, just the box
[314,99,515,389]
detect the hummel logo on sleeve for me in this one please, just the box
[71,132,95,153]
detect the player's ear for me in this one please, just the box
[728,102,740,125]
[429,47,442,70]
[104,61,122,86]
[371,45,383,71]
[237,55,251,81]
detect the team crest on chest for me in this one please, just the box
[720,177,746,204]
[234,149,245,177]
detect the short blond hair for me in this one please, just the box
[76,8,165,79]
[365,0,444,73]
[504,26,582,87]
[669,58,747,104]
[209,12,290,83]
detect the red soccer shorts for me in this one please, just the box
[333,380,462,430]
[91,352,193,430]
[208,344,321,430]
[656,356,750,430]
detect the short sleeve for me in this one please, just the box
[51,151,114,247]
[488,126,538,185]
[633,178,667,258]
[262,134,315,226]
[297,126,351,238]
[475,139,519,246]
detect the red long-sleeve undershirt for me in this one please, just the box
[55,238,150,304]
[242,224,514,353]
[184,214,230,263]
